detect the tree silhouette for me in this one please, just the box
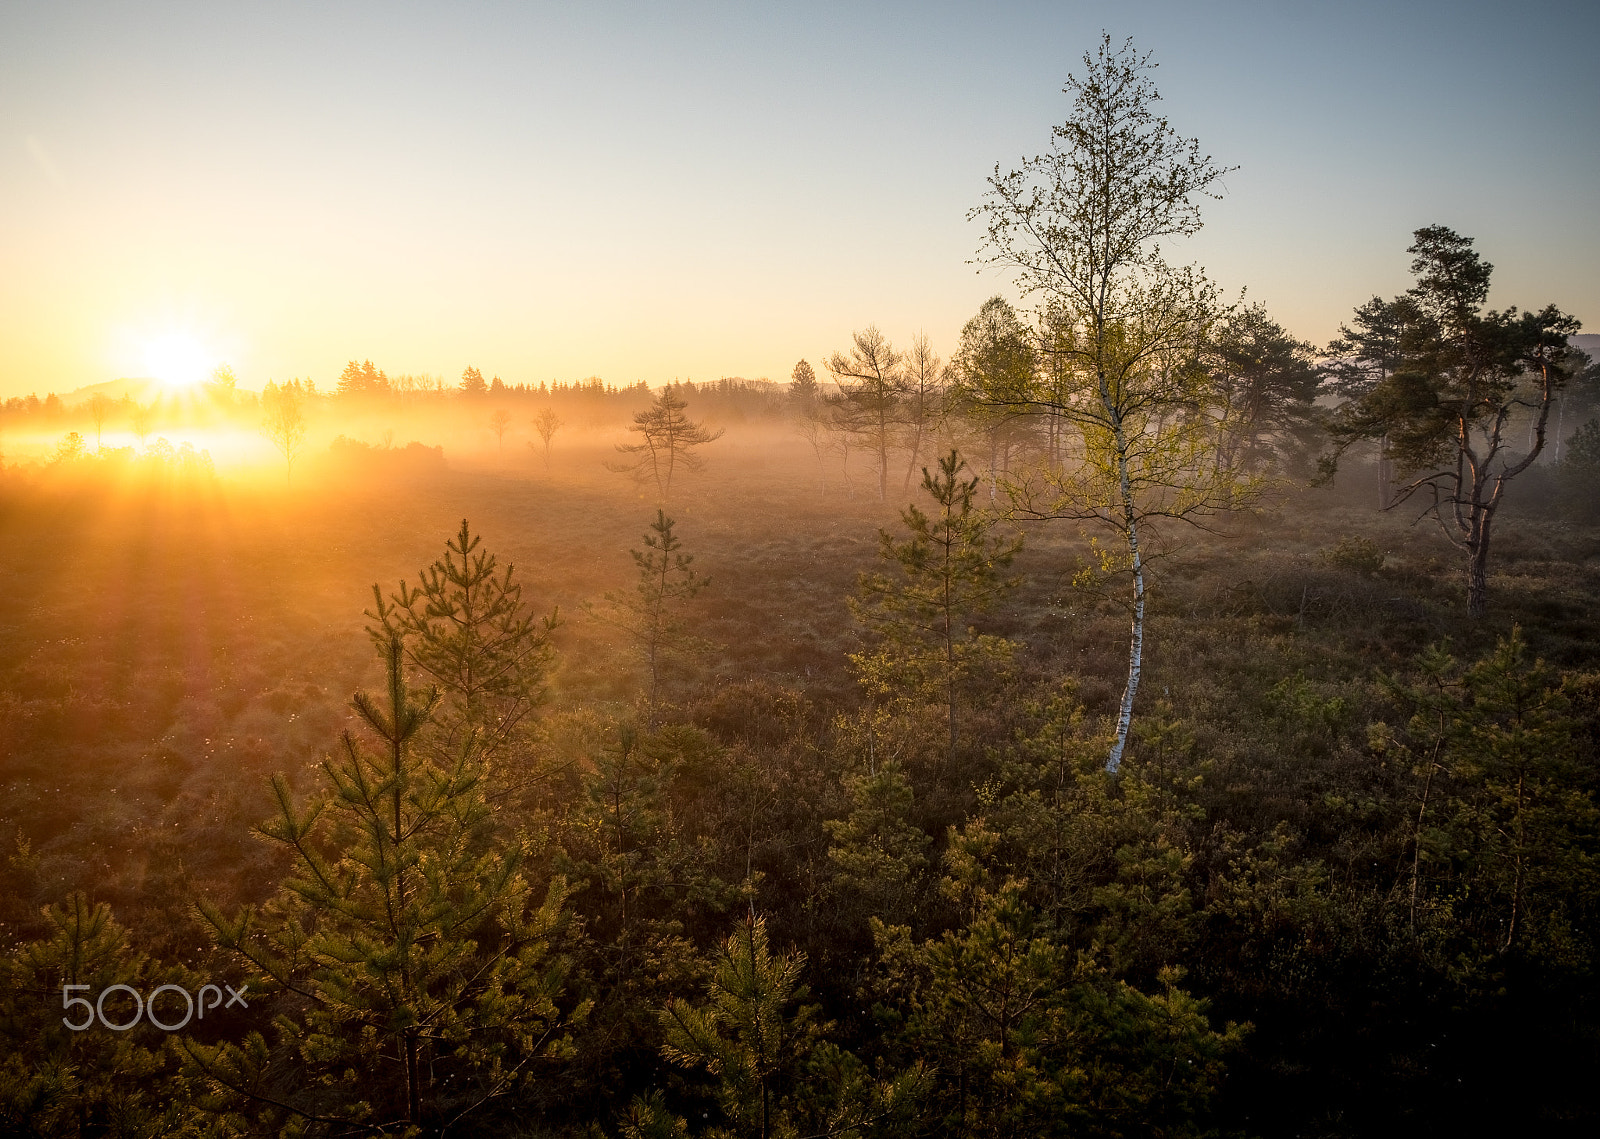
[899,333,947,494]
[609,387,723,501]
[131,402,154,448]
[789,360,829,495]
[337,358,389,397]
[826,326,909,502]
[490,408,514,458]
[87,393,111,449]
[533,406,563,470]
[949,297,1036,505]
[1206,303,1321,477]
[259,380,307,487]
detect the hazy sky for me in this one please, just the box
[2,0,1596,397]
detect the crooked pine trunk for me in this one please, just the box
[1465,493,1495,619]
[1378,434,1393,511]
[1467,525,1491,619]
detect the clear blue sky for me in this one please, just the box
[2,0,1595,395]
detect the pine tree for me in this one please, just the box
[0,895,199,1134]
[591,510,710,713]
[826,327,909,502]
[659,917,816,1139]
[875,877,1244,1138]
[557,721,732,1112]
[1374,629,1598,963]
[950,297,1036,504]
[789,360,829,495]
[824,760,930,929]
[186,634,585,1132]
[640,916,926,1139]
[610,387,724,501]
[368,519,560,767]
[850,450,1021,759]
[1323,227,1582,616]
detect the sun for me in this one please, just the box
[143,333,212,391]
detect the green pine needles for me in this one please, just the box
[368,518,560,766]
[850,450,1022,759]
[186,630,585,1133]
[592,509,711,714]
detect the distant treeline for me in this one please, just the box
[0,367,789,423]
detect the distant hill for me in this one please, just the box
[54,377,162,404]
[44,377,268,405]
[1571,333,1600,361]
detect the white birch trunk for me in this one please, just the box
[1106,416,1144,774]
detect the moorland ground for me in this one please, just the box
[2,417,1598,1135]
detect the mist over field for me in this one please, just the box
[4,4,1600,1136]
[3,343,1599,1134]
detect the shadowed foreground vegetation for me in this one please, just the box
[0,400,1596,1136]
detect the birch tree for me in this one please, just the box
[969,35,1241,772]
[260,380,308,487]
[533,406,563,469]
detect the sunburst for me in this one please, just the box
[143,333,212,391]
